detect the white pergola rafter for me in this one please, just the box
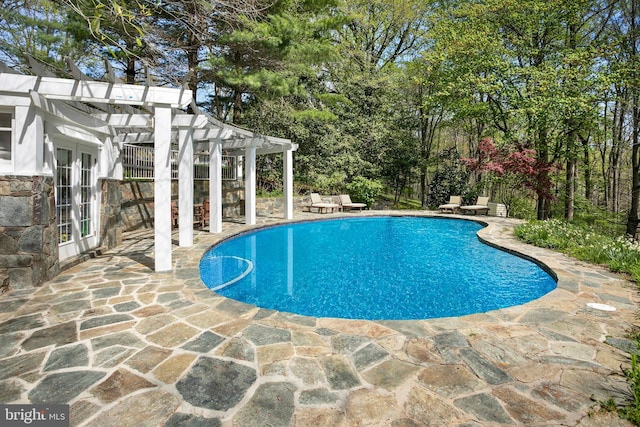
[29,91,112,137]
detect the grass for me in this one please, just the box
[621,351,640,424]
[378,194,423,210]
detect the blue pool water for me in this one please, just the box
[199,217,557,320]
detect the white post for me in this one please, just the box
[244,145,256,225]
[178,127,194,246]
[154,106,172,272]
[283,148,294,219]
[209,137,223,233]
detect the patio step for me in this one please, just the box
[59,246,108,272]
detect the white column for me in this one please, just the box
[178,127,194,246]
[209,137,223,233]
[244,145,256,225]
[283,148,294,219]
[154,106,172,272]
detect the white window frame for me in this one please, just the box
[0,107,14,172]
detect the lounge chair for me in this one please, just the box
[460,196,490,215]
[309,193,340,213]
[438,196,462,213]
[339,194,366,212]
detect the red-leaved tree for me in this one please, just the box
[461,138,558,218]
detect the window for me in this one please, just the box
[0,111,12,169]
[56,148,73,244]
[79,152,92,237]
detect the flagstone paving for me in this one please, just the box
[0,211,638,426]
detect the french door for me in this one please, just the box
[55,144,98,260]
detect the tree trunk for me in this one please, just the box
[565,157,576,221]
[186,42,199,107]
[537,196,552,220]
[627,108,639,237]
[610,95,626,212]
[126,58,136,85]
[232,89,243,124]
[581,136,592,200]
[626,0,639,238]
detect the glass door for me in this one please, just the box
[56,145,98,260]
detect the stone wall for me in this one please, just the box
[194,180,245,218]
[0,175,58,291]
[119,180,314,228]
[257,196,309,216]
[119,181,174,232]
[120,180,247,231]
[100,179,123,248]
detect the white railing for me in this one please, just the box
[123,144,237,181]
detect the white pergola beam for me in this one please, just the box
[94,113,210,129]
[1,74,192,108]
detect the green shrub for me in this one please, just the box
[515,219,640,283]
[345,176,384,208]
[506,197,537,220]
[621,351,640,424]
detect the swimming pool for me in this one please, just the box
[199,216,557,320]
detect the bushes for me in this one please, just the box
[515,219,640,283]
[305,175,383,208]
[345,177,384,208]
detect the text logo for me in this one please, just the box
[1,405,69,426]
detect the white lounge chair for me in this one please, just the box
[339,194,366,212]
[438,195,462,213]
[309,193,340,213]
[460,196,490,215]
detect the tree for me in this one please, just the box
[0,0,93,73]
[461,138,558,216]
[203,0,337,123]
[624,0,640,238]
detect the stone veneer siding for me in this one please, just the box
[0,175,58,291]
[119,180,315,229]
[120,180,247,231]
[100,179,123,249]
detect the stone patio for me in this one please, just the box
[0,211,638,426]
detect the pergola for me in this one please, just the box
[0,59,297,272]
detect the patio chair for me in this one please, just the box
[339,194,366,212]
[309,193,340,213]
[199,199,210,228]
[171,201,179,228]
[460,196,490,215]
[438,195,462,213]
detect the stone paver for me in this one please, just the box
[0,211,637,426]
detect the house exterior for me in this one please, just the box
[0,62,296,291]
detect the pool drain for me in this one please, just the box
[586,302,616,312]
